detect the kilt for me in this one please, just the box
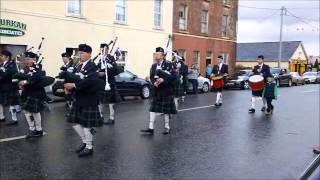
[252,90,263,97]
[212,86,223,93]
[173,79,184,97]
[68,105,103,128]
[150,94,177,114]
[0,90,20,106]
[22,97,45,113]
[99,87,121,104]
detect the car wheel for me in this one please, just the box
[202,82,209,93]
[141,85,150,99]
[288,79,292,87]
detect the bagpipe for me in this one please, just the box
[12,37,55,89]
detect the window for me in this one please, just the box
[206,51,212,66]
[177,49,186,59]
[223,0,231,5]
[221,53,229,64]
[67,0,82,16]
[201,10,208,34]
[193,51,200,69]
[179,5,188,31]
[116,0,126,23]
[222,15,228,37]
[154,0,162,28]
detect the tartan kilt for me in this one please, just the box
[173,80,184,97]
[0,90,20,106]
[22,97,45,113]
[150,94,177,114]
[252,90,263,97]
[68,105,103,128]
[99,87,121,104]
[212,86,223,93]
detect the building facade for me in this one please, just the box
[172,0,238,76]
[0,0,173,77]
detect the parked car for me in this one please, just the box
[271,68,293,87]
[187,75,211,93]
[290,72,305,85]
[303,71,320,84]
[52,70,152,99]
[224,69,252,90]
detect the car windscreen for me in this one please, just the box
[270,68,281,74]
[303,72,316,76]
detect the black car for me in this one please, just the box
[52,70,152,99]
[271,68,293,87]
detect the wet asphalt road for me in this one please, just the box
[0,84,319,180]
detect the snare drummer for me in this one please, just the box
[211,55,228,107]
[248,55,271,113]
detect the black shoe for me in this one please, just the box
[34,130,44,137]
[0,118,5,122]
[313,146,320,154]
[78,148,93,157]
[261,107,266,112]
[25,130,37,139]
[162,128,170,135]
[75,143,87,153]
[248,108,255,113]
[214,103,219,107]
[140,128,154,134]
[218,103,223,106]
[104,119,115,125]
[6,120,18,126]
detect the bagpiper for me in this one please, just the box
[171,51,185,110]
[248,55,271,113]
[97,43,121,125]
[140,47,177,135]
[64,44,104,157]
[211,55,228,107]
[60,52,74,109]
[19,52,47,138]
[0,50,20,126]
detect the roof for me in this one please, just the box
[236,41,303,62]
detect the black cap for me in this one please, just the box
[61,52,71,58]
[100,43,109,49]
[1,50,12,57]
[78,44,92,53]
[155,47,164,53]
[24,52,38,59]
[257,55,264,60]
[218,55,223,60]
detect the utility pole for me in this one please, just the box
[278,6,286,68]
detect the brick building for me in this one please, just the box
[172,0,238,75]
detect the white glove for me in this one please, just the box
[67,67,74,73]
[106,63,113,68]
[0,67,5,72]
[75,73,85,79]
[177,63,181,69]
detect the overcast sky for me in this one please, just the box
[237,0,320,56]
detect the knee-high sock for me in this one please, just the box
[149,112,157,129]
[0,104,4,119]
[83,128,93,149]
[251,97,256,109]
[262,97,266,107]
[24,111,35,131]
[174,98,179,110]
[32,113,42,131]
[164,114,170,130]
[109,104,115,120]
[216,92,222,103]
[98,104,104,118]
[9,106,17,121]
[73,124,86,143]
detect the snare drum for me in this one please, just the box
[212,76,224,89]
[249,75,264,91]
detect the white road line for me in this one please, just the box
[178,104,215,112]
[302,90,319,93]
[0,132,47,143]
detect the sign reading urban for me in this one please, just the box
[0,19,26,36]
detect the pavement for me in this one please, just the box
[0,84,319,180]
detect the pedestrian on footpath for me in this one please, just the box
[188,64,198,94]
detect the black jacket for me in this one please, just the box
[150,60,175,96]
[253,64,271,79]
[74,60,101,107]
[21,64,47,101]
[97,54,119,85]
[60,60,74,72]
[0,60,18,92]
[212,64,228,76]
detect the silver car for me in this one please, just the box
[187,75,211,93]
[303,72,320,84]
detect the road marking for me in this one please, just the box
[0,132,47,143]
[302,90,319,93]
[178,104,216,112]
